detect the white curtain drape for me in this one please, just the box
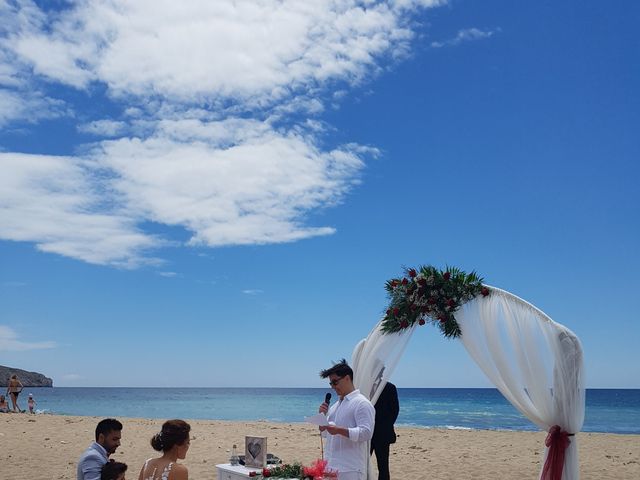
[351,319,416,405]
[455,286,585,480]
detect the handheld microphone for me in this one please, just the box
[324,392,332,405]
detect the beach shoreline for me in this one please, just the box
[1,413,639,479]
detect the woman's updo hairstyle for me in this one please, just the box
[150,419,191,452]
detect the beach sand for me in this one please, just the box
[1,413,638,479]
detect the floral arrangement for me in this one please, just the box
[381,265,489,338]
[248,459,336,479]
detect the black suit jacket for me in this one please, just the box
[372,382,399,446]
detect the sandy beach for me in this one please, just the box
[1,413,638,479]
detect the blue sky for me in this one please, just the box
[1,1,638,388]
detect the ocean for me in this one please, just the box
[20,387,640,434]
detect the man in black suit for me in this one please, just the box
[370,381,399,480]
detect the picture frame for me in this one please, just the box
[244,436,267,468]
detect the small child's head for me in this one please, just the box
[101,461,127,480]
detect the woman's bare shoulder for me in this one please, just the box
[172,463,188,478]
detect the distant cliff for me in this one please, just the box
[1,365,53,387]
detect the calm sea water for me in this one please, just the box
[21,387,640,434]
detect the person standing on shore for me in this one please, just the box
[138,419,191,480]
[27,393,37,413]
[318,359,375,480]
[370,382,399,480]
[6,374,24,412]
[77,418,123,480]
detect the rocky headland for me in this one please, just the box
[1,365,53,387]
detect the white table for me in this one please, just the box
[216,463,264,480]
[216,464,298,480]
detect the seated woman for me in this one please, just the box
[138,419,191,480]
[0,394,9,413]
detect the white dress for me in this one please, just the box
[141,459,174,480]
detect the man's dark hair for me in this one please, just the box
[95,418,123,441]
[320,358,353,380]
[101,461,127,480]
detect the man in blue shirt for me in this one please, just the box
[77,418,123,480]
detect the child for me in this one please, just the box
[27,393,37,414]
[101,461,128,480]
[0,394,9,413]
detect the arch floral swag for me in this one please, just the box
[352,266,585,480]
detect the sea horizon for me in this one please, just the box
[18,387,640,435]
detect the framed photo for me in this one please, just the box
[245,436,267,468]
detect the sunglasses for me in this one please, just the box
[329,376,344,387]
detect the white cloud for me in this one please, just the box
[0,88,67,128]
[0,325,57,351]
[78,119,127,137]
[92,118,365,247]
[0,1,442,267]
[430,27,499,48]
[3,1,441,106]
[0,118,366,266]
[242,289,264,295]
[0,152,162,267]
[158,271,177,278]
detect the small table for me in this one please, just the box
[216,463,264,480]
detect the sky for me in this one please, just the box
[0,0,638,389]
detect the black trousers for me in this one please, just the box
[370,442,391,480]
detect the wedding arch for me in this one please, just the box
[351,266,585,480]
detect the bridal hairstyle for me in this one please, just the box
[151,419,191,452]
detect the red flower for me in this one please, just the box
[400,320,409,328]
[408,269,416,278]
[390,280,398,288]
[439,314,447,322]
[248,473,257,478]
[443,271,451,281]
[446,298,455,307]
[386,308,391,315]
[262,468,271,477]
[421,306,430,313]
[481,287,490,297]
[401,278,408,285]
[418,318,426,326]
[417,278,427,286]
[427,297,436,305]
[393,308,399,316]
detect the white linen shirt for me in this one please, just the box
[324,389,375,475]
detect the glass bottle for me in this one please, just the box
[230,444,239,466]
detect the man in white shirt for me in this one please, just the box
[319,359,375,480]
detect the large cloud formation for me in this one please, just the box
[0,0,444,267]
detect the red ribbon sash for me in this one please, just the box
[541,425,572,480]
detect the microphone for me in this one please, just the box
[324,392,332,406]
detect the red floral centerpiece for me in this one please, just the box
[249,460,336,479]
[381,265,489,338]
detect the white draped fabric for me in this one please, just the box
[351,285,584,479]
[351,319,416,405]
[455,286,585,480]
